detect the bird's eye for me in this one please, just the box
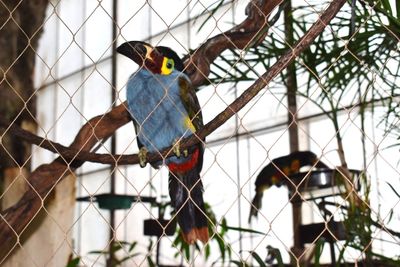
[161,58,174,75]
[166,59,174,69]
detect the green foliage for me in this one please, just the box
[69,2,400,266]
[66,257,80,267]
[316,196,400,266]
[146,239,156,267]
[194,0,226,33]
[204,1,400,264]
[229,246,284,267]
[387,182,400,199]
[266,246,284,267]
[296,1,400,121]
[208,1,400,149]
[88,240,140,266]
[230,260,252,267]
[339,207,400,266]
[313,239,325,267]
[172,202,232,264]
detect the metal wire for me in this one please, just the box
[0,0,399,266]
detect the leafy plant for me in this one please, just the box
[202,0,400,265]
[66,257,81,267]
[208,1,400,150]
[230,246,284,267]
[88,240,140,266]
[67,1,400,266]
[172,202,233,264]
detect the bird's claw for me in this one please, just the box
[173,139,181,158]
[173,139,189,158]
[138,147,148,167]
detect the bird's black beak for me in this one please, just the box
[116,41,155,65]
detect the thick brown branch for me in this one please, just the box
[0,0,348,256]
[0,109,181,166]
[0,0,285,167]
[2,1,347,166]
[185,0,348,146]
[0,103,131,255]
[184,0,283,87]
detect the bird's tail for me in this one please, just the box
[249,191,263,223]
[168,167,209,244]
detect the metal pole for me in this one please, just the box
[283,0,303,260]
[107,0,118,266]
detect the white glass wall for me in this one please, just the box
[32,1,400,266]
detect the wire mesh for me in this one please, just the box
[0,0,399,266]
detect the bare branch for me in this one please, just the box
[0,103,130,255]
[3,0,347,167]
[0,0,285,167]
[184,0,283,87]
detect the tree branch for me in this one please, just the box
[2,0,346,166]
[0,0,284,167]
[184,0,283,87]
[0,103,131,256]
[0,0,348,256]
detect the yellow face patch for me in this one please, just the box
[160,57,174,75]
[183,116,196,132]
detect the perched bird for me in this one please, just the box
[249,151,328,222]
[117,41,208,244]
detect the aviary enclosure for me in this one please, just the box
[0,0,399,266]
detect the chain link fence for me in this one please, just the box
[0,0,399,266]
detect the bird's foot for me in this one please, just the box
[173,138,181,158]
[138,147,148,167]
[173,138,189,158]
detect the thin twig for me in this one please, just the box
[184,0,283,87]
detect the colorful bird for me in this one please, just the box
[117,41,208,244]
[249,151,328,222]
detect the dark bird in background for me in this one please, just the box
[117,41,208,244]
[249,151,328,222]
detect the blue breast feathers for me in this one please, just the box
[126,69,194,165]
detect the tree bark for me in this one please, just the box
[0,0,49,201]
[0,0,49,177]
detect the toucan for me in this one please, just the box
[117,41,208,244]
[249,151,328,222]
